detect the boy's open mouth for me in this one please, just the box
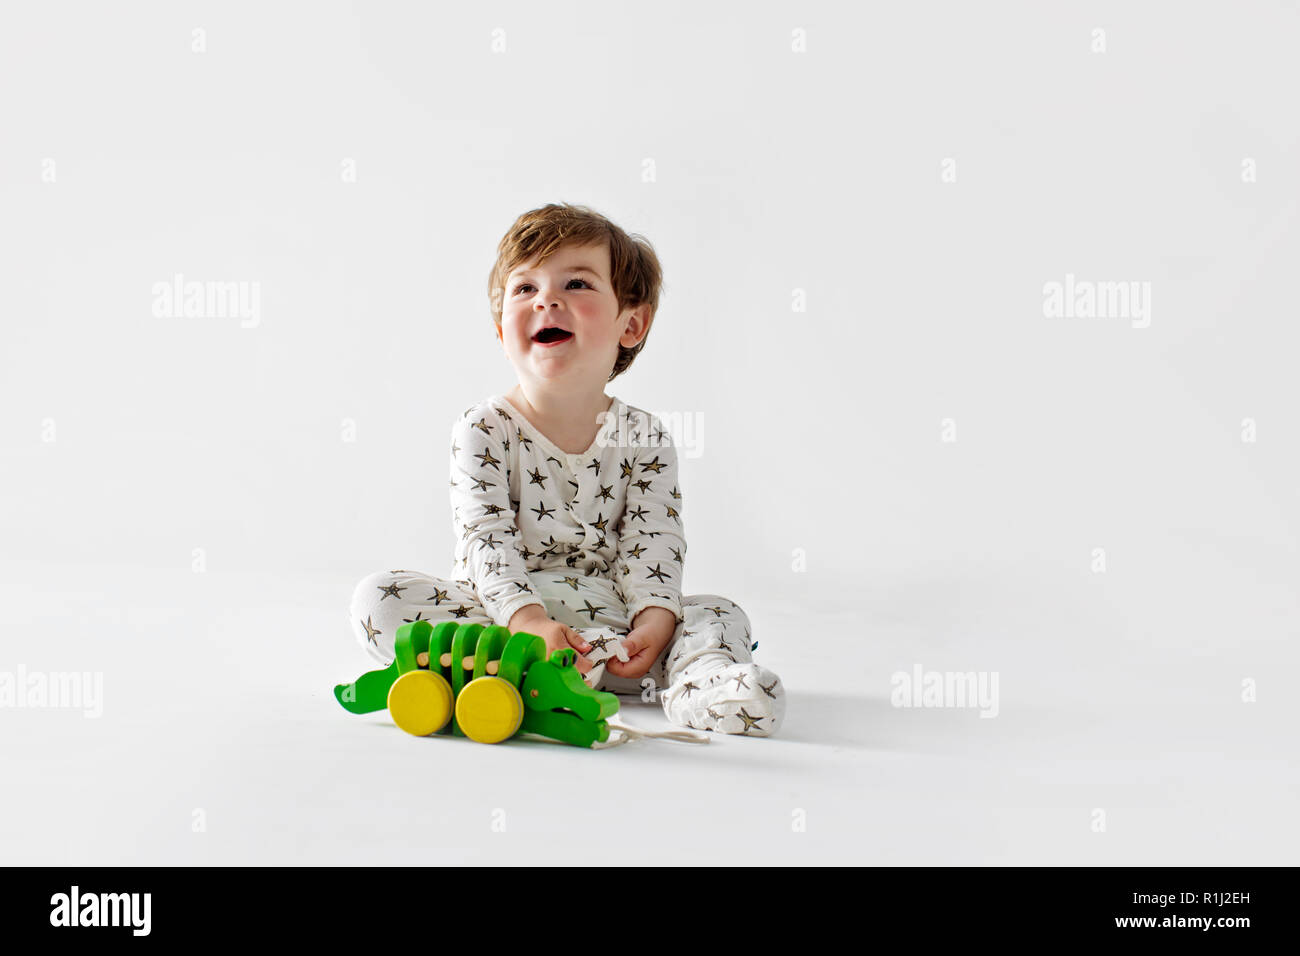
[533,327,574,345]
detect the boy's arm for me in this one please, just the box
[611,415,686,624]
[449,408,545,628]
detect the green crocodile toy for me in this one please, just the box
[334,619,622,747]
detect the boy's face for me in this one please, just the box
[498,241,648,390]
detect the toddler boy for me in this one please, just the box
[349,203,785,736]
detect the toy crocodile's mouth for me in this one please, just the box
[551,707,589,721]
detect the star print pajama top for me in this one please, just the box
[449,394,685,628]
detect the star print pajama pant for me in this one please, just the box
[348,569,786,737]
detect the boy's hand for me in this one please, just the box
[508,605,593,676]
[605,607,678,680]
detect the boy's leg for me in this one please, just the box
[658,594,785,736]
[348,569,490,665]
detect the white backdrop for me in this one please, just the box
[1,1,1297,865]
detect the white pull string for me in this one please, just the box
[591,721,710,748]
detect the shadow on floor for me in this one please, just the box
[598,689,984,753]
[752,690,1007,753]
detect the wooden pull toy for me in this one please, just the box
[334,620,621,747]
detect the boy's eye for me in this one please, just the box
[513,278,592,295]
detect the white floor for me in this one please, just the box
[3,552,1295,867]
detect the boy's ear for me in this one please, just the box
[619,305,652,348]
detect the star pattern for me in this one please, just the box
[578,599,606,621]
[448,396,686,626]
[360,615,381,646]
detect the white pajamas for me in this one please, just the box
[347,394,785,737]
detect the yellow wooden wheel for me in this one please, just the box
[387,670,453,737]
[455,676,524,744]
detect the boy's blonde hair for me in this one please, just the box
[487,202,664,381]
